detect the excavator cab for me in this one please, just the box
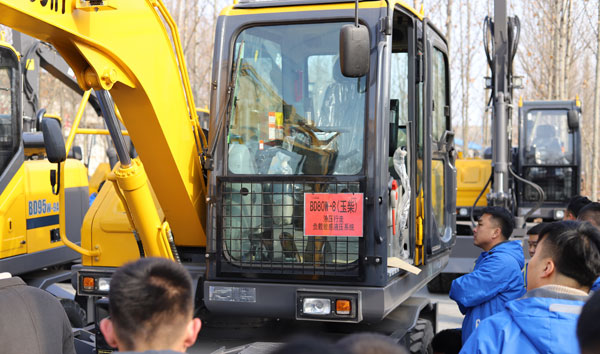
[204,0,456,324]
[517,100,581,220]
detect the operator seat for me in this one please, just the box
[533,124,563,164]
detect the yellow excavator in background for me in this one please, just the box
[0,32,90,325]
[0,0,456,351]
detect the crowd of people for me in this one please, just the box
[2,196,600,354]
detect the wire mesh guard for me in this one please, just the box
[218,179,362,276]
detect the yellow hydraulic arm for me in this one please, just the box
[0,0,208,248]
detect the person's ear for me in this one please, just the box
[541,258,555,279]
[182,318,202,349]
[99,318,120,349]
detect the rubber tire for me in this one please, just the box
[409,318,434,354]
[60,298,87,328]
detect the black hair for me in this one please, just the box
[527,222,547,235]
[538,221,600,288]
[577,290,600,353]
[481,206,514,239]
[578,202,600,227]
[537,221,579,243]
[337,333,408,354]
[431,328,462,354]
[108,257,194,349]
[566,195,592,218]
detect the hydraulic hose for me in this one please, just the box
[470,171,493,228]
[509,166,545,224]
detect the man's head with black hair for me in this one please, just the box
[577,291,600,354]
[565,195,592,220]
[473,206,514,252]
[99,258,201,352]
[527,223,547,257]
[527,221,600,292]
[578,202,600,229]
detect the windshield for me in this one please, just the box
[227,22,367,176]
[0,47,17,173]
[524,109,573,165]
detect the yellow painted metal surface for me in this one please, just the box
[0,0,207,246]
[456,158,492,208]
[0,166,26,258]
[81,177,141,266]
[81,162,168,267]
[0,159,88,260]
[24,159,88,254]
[222,1,423,20]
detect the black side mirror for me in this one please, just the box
[41,118,66,163]
[389,99,399,156]
[567,109,579,131]
[339,24,370,77]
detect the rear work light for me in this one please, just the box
[77,271,114,296]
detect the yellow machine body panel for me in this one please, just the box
[81,180,140,266]
[23,159,88,254]
[81,160,166,267]
[456,158,492,208]
[0,0,207,248]
[0,165,26,258]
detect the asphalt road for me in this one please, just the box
[189,286,464,354]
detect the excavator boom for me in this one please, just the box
[0,0,206,246]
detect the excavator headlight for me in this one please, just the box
[459,208,468,217]
[97,277,111,292]
[297,291,360,322]
[302,298,331,315]
[554,209,565,220]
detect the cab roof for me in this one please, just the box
[226,0,424,21]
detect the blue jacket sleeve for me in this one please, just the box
[449,253,517,309]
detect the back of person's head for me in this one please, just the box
[481,206,514,239]
[527,222,547,235]
[535,221,600,289]
[578,202,600,228]
[577,290,600,354]
[566,195,592,219]
[431,328,462,354]
[337,333,408,354]
[271,336,341,354]
[101,257,200,352]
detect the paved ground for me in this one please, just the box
[189,286,463,353]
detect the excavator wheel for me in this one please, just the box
[408,318,434,354]
[60,298,87,328]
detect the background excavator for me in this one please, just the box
[428,0,582,293]
[0,0,456,352]
[0,31,100,326]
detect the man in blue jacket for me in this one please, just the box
[449,206,525,344]
[461,221,600,353]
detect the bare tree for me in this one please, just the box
[593,1,600,201]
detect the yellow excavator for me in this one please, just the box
[0,0,456,351]
[0,32,91,325]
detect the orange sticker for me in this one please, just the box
[304,193,363,237]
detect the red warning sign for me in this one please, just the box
[304,193,363,237]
